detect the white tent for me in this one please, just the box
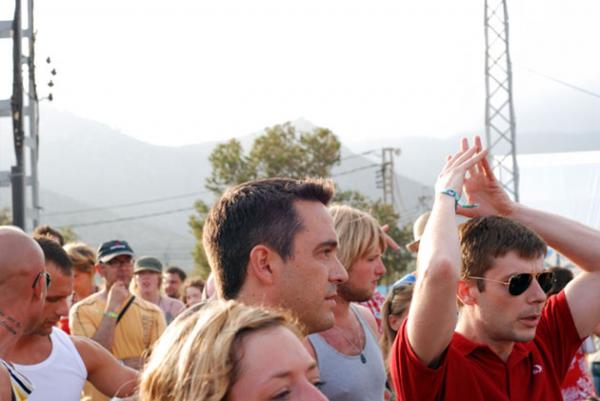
[519,150,600,230]
[517,151,600,266]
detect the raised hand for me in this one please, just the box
[458,136,514,218]
[106,281,130,314]
[435,137,488,200]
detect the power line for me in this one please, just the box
[523,67,600,99]
[331,163,380,178]
[57,206,197,228]
[339,149,379,162]
[42,190,210,217]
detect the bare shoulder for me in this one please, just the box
[303,337,317,359]
[354,303,379,334]
[71,335,108,363]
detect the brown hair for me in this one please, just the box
[181,277,206,305]
[63,242,96,274]
[380,285,413,375]
[460,216,547,291]
[139,300,302,401]
[203,177,334,299]
[33,224,65,246]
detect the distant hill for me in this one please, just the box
[4,107,597,270]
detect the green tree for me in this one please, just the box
[58,226,78,243]
[188,200,211,278]
[205,122,341,195]
[0,208,11,225]
[189,121,414,282]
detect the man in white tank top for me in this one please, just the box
[7,239,138,401]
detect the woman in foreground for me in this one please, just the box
[139,300,328,401]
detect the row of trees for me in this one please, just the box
[189,122,416,284]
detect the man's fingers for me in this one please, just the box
[384,232,400,251]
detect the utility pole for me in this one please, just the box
[0,0,40,229]
[376,148,401,210]
[484,0,519,201]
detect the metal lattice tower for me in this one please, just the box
[484,0,519,201]
[0,0,40,229]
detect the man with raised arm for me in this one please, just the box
[391,137,600,400]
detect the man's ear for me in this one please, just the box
[457,279,478,306]
[247,245,278,286]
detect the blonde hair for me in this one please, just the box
[330,204,385,271]
[380,285,413,375]
[63,242,96,274]
[139,300,302,401]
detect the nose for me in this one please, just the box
[57,298,70,317]
[526,277,547,304]
[375,258,386,277]
[302,382,329,401]
[330,255,348,284]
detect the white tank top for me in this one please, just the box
[14,327,87,401]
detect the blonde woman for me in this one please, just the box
[139,300,327,401]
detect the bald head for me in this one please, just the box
[0,226,45,285]
[0,226,47,340]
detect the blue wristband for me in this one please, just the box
[439,189,478,209]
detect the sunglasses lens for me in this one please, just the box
[537,272,554,293]
[508,273,533,296]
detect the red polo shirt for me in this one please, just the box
[390,291,582,401]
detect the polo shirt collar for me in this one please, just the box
[452,331,532,365]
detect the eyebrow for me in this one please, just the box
[268,362,319,380]
[316,240,338,250]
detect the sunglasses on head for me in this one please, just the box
[32,271,52,290]
[468,271,555,296]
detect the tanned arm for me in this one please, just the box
[73,336,139,397]
[406,138,488,367]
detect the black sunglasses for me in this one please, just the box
[32,271,52,290]
[468,271,555,296]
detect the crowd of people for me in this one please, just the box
[1,136,600,401]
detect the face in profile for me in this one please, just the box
[277,200,348,334]
[227,326,327,401]
[36,263,72,336]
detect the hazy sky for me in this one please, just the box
[1,0,599,147]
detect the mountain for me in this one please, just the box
[5,107,597,270]
[1,108,432,270]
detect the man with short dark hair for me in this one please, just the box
[0,227,47,401]
[164,266,187,299]
[69,240,165,401]
[392,137,600,401]
[203,177,348,334]
[9,238,138,401]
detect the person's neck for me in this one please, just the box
[141,290,161,305]
[77,279,96,299]
[0,307,26,357]
[8,333,51,365]
[456,312,515,362]
[332,295,352,321]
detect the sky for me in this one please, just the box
[1,0,599,147]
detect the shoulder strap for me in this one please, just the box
[116,296,136,324]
